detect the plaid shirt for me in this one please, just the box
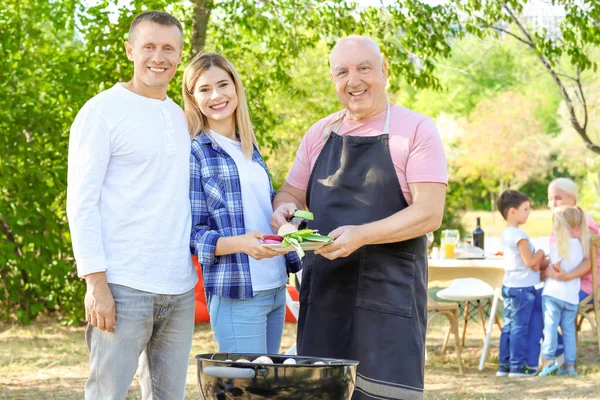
[190,133,301,299]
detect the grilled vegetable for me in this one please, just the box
[279,228,333,258]
[263,234,284,244]
[277,223,298,237]
[293,210,314,220]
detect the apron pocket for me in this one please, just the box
[356,245,416,317]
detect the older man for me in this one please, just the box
[272,36,447,399]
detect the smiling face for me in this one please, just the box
[329,37,389,120]
[548,185,577,210]
[193,66,238,131]
[125,21,183,99]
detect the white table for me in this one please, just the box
[428,258,505,370]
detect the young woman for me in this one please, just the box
[183,53,301,354]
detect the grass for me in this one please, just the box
[1,308,598,400]
[2,210,594,399]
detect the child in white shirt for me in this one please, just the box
[539,206,590,377]
[496,190,545,377]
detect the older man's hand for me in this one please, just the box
[271,203,297,233]
[315,225,366,260]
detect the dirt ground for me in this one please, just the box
[1,313,599,400]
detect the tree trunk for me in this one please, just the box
[191,0,213,58]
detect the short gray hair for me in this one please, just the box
[549,177,578,200]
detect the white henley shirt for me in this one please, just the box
[66,83,197,294]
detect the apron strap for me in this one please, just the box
[321,102,390,143]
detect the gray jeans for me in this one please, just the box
[85,284,195,400]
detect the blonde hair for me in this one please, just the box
[553,205,590,260]
[182,53,258,158]
[549,178,578,200]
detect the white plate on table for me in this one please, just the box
[262,242,328,253]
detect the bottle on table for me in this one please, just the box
[473,217,485,251]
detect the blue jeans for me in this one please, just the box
[541,295,578,366]
[524,287,544,367]
[499,286,536,370]
[209,285,286,354]
[85,284,195,400]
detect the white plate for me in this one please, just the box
[262,242,328,253]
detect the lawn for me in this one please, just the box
[1,311,598,400]
[461,210,553,239]
[2,208,595,399]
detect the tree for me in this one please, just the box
[1,0,84,323]
[7,0,595,323]
[453,91,553,209]
[190,0,212,56]
[2,0,459,323]
[452,0,600,154]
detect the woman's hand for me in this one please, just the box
[237,231,280,260]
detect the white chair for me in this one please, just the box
[436,278,502,348]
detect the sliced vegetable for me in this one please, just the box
[264,234,284,242]
[293,210,314,220]
[294,229,319,235]
[274,222,332,258]
[287,236,305,258]
[299,234,333,242]
[278,223,298,237]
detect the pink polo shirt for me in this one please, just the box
[581,214,600,299]
[286,104,448,204]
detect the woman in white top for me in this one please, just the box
[182,53,301,353]
[539,206,590,377]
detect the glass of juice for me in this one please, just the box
[441,229,460,259]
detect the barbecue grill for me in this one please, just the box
[196,353,359,400]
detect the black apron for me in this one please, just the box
[297,105,428,400]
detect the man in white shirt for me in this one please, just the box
[66,11,197,399]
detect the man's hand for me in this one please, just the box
[84,272,116,332]
[314,225,366,260]
[271,203,297,233]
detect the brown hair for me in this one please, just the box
[497,190,529,220]
[182,53,258,158]
[129,11,183,41]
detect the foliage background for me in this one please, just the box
[1,0,599,323]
